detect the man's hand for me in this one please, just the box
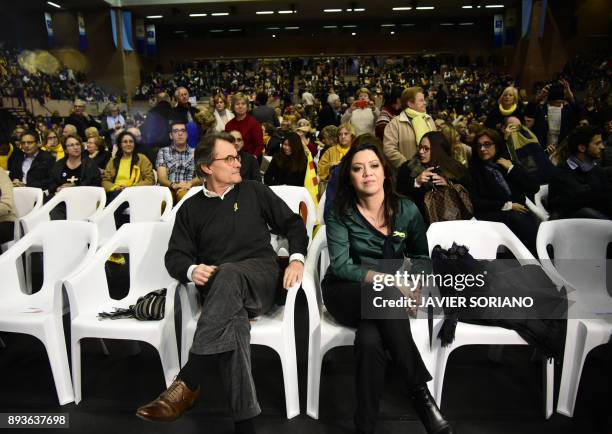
[511,203,529,214]
[191,264,218,285]
[12,179,25,187]
[283,260,304,290]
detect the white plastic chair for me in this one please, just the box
[180,282,302,419]
[427,220,554,418]
[0,187,44,252]
[526,184,550,222]
[20,187,106,234]
[0,221,98,405]
[270,185,317,256]
[302,227,438,419]
[316,191,326,226]
[536,219,612,417]
[63,222,180,404]
[162,186,202,224]
[89,186,173,245]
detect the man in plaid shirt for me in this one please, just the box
[156,121,200,202]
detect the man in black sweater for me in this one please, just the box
[136,132,307,434]
[548,125,612,219]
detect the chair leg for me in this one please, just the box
[434,346,451,408]
[159,326,180,387]
[42,320,74,405]
[278,337,300,419]
[543,357,554,419]
[306,345,323,419]
[72,338,83,404]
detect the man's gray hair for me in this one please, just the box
[194,131,235,178]
[327,93,340,105]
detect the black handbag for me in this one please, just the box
[98,288,166,321]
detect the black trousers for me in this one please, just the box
[321,275,432,434]
[0,221,14,244]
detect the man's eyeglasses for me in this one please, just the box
[477,141,495,149]
[172,128,187,134]
[212,154,241,165]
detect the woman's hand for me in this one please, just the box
[496,158,513,171]
[511,203,529,214]
[431,173,448,186]
[416,167,436,186]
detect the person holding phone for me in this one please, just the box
[341,88,380,136]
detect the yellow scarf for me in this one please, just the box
[0,143,13,170]
[499,103,517,117]
[113,158,141,190]
[405,108,433,145]
[42,143,65,161]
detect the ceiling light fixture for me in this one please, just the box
[47,1,61,8]
[209,29,224,32]
[266,27,280,30]
[440,23,455,26]
[462,5,473,8]
[390,31,395,34]
[354,8,365,11]
[323,9,342,12]
[256,11,274,14]
[459,22,475,25]
[278,10,295,14]
[285,26,299,29]
[189,13,207,17]
[416,6,435,10]
[343,25,357,28]
[485,4,504,8]
[146,15,163,19]
[323,25,338,28]
[229,29,242,32]
[351,32,356,35]
[211,12,229,16]
[272,34,276,37]
[381,24,396,27]
[392,7,412,10]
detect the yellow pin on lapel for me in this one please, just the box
[392,231,406,238]
[233,202,239,212]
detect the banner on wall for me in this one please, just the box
[135,19,145,54]
[78,13,88,51]
[121,10,134,51]
[146,24,156,56]
[521,0,532,38]
[504,8,517,45]
[44,12,54,48]
[110,9,118,48]
[538,0,548,38]
[493,14,504,48]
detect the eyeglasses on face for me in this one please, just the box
[477,141,495,149]
[212,154,241,165]
[172,128,187,134]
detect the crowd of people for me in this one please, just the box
[0,49,123,105]
[1,49,611,434]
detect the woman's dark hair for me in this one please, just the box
[334,142,399,229]
[275,132,307,173]
[420,131,465,180]
[471,128,509,165]
[113,131,139,175]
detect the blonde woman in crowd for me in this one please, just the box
[441,124,472,167]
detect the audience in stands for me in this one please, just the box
[172,87,198,124]
[295,118,318,157]
[49,134,101,196]
[41,130,64,161]
[252,92,279,127]
[264,132,307,187]
[469,128,540,254]
[318,93,342,130]
[142,92,173,151]
[213,93,235,132]
[104,103,126,144]
[341,88,379,137]
[485,86,524,130]
[397,131,472,225]
[0,167,16,244]
[156,121,198,202]
[375,87,402,140]
[384,86,437,169]
[440,124,471,167]
[548,125,611,220]
[65,99,102,140]
[228,130,260,182]
[323,141,455,434]
[318,123,355,183]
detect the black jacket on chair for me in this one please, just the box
[8,149,55,191]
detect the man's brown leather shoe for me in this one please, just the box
[136,379,200,422]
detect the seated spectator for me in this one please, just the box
[469,128,540,254]
[548,125,612,219]
[49,134,101,195]
[213,93,234,132]
[9,131,54,191]
[41,130,64,161]
[264,132,307,187]
[225,92,264,158]
[102,131,155,199]
[62,124,78,141]
[375,87,402,140]
[317,125,339,162]
[397,131,472,225]
[252,92,279,127]
[86,135,110,173]
[341,87,380,136]
[65,99,101,139]
[440,124,471,167]
[0,167,16,244]
[502,116,557,185]
[296,118,317,157]
[156,121,198,202]
[383,86,436,169]
[228,130,260,182]
[485,86,524,130]
[318,123,355,182]
[173,87,198,124]
[105,103,125,144]
[84,126,101,140]
[263,122,284,156]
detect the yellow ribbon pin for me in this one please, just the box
[233,202,239,212]
[393,231,406,238]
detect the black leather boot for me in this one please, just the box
[410,385,455,434]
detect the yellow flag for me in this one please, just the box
[304,150,319,208]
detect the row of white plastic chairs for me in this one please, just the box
[1,216,609,421]
[2,184,609,417]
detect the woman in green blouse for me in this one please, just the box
[323,142,454,434]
